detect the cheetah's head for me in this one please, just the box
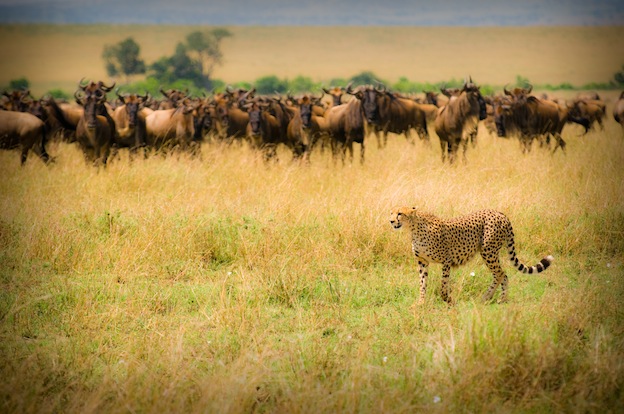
[389,206,416,230]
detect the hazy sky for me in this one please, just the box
[0,0,623,25]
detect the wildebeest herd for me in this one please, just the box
[1,77,622,166]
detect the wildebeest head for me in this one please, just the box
[503,84,532,100]
[424,91,439,106]
[297,96,313,129]
[117,90,149,127]
[462,77,488,121]
[348,84,380,125]
[76,90,105,129]
[78,78,115,101]
[244,101,263,136]
[194,98,214,133]
[2,89,31,112]
[322,82,351,107]
[491,96,513,137]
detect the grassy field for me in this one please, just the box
[1,112,624,412]
[0,25,623,95]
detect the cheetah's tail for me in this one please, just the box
[507,234,554,274]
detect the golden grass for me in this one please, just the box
[1,115,623,412]
[0,25,623,95]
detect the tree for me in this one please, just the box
[149,42,204,88]
[350,71,383,87]
[102,37,146,81]
[9,77,30,90]
[184,28,233,87]
[255,75,288,95]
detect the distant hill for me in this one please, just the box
[1,0,623,26]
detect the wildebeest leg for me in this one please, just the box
[20,146,29,165]
[404,128,414,145]
[470,129,478,148]
[461,137,469,163]
[416,125,429,145]
[551,133,566,154]
[439,138,447,163]
[359,139,365,165]
[448,139,460,164]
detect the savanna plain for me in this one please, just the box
[1,25,624,413]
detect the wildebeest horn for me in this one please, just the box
[73,90,84,103]
[344,81,354,93]
[78,77,90,90]
[115,87,123,99]
[98,81,116,92]
[526,84,533,94]
[503,84,511,96]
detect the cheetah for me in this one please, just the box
[389,207,554,304]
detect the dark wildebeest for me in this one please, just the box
[567,98,606,134]
[247,96,306,161]
[353,85,431,148]
[613,91,624,129]
[325,91,365,164]
[1,89,32,112]
[0,110,51,164]
[192,96,216,143]
[212,93,250,142]
[434,78,487,163]
[158,88,188,110]
[496,85,589,153]
[74,90,114,165]
[244,100,283,161]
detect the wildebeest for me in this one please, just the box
[74,91,114,165]
[144,98,198,153]
[353,85,431,148]
[247,96,309,161]
[613,91,624,129]
[158,88,188,109]
[1,89,32,112]
[325,90,365,164]
[244,100,283,160]
[567,98,606,133]
[434,78,487,163]
[212,93,250,142]
[0,110,51,164]
[322,84,351,107]
[112,91,149,154]
[495,85,589,153]
[192,97,215,143]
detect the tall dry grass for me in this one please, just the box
[1,119,623,413]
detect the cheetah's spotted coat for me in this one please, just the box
[389,207,554,304]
